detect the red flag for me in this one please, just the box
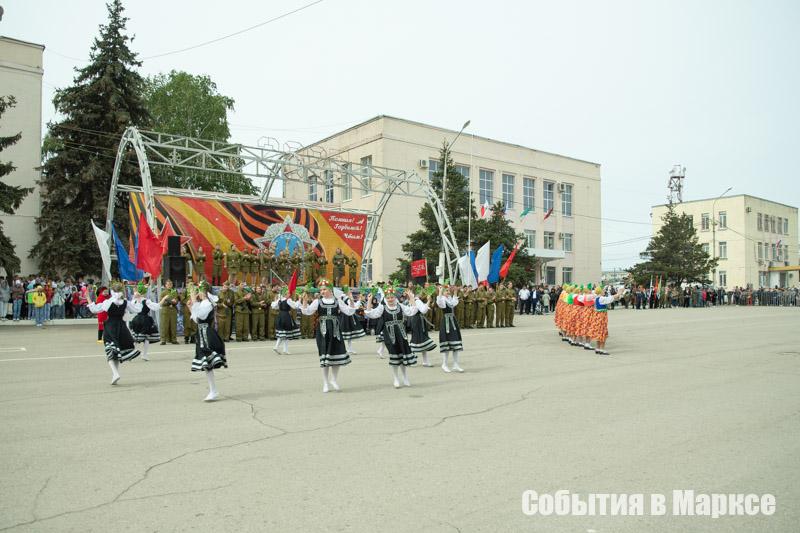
[287,270,298,297]
[135,212,164,277]
[410,259,427,278]
[543,207,554,221]
[499,241,522,279]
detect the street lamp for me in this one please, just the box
[711,186,733,286]
[438,120,470,283]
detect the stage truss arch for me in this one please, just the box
[106,126,461,284]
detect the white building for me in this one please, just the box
[283,115,601,285]
[0,36,44,276]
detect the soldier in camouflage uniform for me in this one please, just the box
[226,244,241,284]
[212,244,224,286]
[234,287,252,341]
[195,245,207,282]
[215,280,235,341]
[485,286,496,328]
[462,286,475,328]
[250,284,268,341]
[475,285,487,328]
[495,285,506,327]
[505,282,516,327]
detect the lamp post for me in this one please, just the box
[438,120,470,283]
[711,187,733,287]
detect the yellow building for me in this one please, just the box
[0,36,44,276]
[652,195,798,288]
[282,115,601,285]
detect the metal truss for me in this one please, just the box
[107,127,461,284]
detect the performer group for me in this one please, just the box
[554,283,625,355]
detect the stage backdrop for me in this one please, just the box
[128,193,368,283]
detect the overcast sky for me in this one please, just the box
[3,0,799,269]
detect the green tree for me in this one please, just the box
[392,143,474,282]
[143,70,257,194]
[32,0,150,276]
[628,203,717,285]
[0,96,33,276]
[470,201,537,286]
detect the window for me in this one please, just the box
[360,155,372,196]
[561,183,573,217]
[757,242,763,260]
[719,271,727,287]
[308,174,318,201]
[543,181,555,212]
[718,241,727,259]
[770,216,776,233]
[702,243,709,255]
[324,170,334,203]
[777,217,783,234]
[479,169,494,205]
[777,245,782,261]
[562,267,573,284]
[523,177,535,211]
[502,173,515,209]
[544,231,555,250]
[454,165,470,180]
[342,164,352,201]
[428,159,440,181]
[524,230,536,248]
[546,266,556,285]
[701,213,710,231]
[783,218,789,234]
[362,259,372,283]
[759,271,767,287]
[718,211,726,229]
[562,233,573,252]
[757,213,763,231]
[771,243,776,260]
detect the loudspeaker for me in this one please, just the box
[163,256,187,287]
[167,236,181,257]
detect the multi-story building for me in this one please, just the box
[282,115,601,284]
[0,36,44,276]
[651,195,798,288]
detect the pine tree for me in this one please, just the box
[0,96,33,277]
[628,203,717,285]
[392,143,474,281]
[470,201,537,286]
[32,0,150,276]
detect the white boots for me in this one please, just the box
[204,370,219,401]
[322,366,341,393]
[108,360,121,385]
[441,351,464,373]
[391,366,411,388]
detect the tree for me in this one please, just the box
[391,143,474,282]
[143,70,257,194]
[32,0,150,276]
[0,96,33,276]
[469,201,537,286]
[628,203,717,285]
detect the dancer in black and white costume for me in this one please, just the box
[408,289,437,366]
[363,287,421,388]
[271,289,301,354]
[338,291,365,355]
[437,285,464,373]
[188,282,227,401]
[87,282,141,385]
[300,280,357,393]
[129,283,160,361]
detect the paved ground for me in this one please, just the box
[0,306,798,532]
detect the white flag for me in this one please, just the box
[458,254,477,289]
[91,220,112,281]
[475,241,491,282]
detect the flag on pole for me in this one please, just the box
[488,244,505,283]
[112,225,143,281]
[499,241,522,279]
[287,269,298,297]
[519,207,532,220]
[469,249,478,281]
[458,254,477,288]
[475,241,491,282]
[135,212,164,277]
[543,207,554,221]
[91,220,112,281]
[480,202,491,218]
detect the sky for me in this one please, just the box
[3,0,799,270]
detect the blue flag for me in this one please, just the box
[469,249,478,281]
[487,244,505,283]
[112,225,144,281]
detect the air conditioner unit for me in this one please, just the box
[558,232,564,239]
[418,159,428,169]
[745,207,752,213]
[557,183,566,193]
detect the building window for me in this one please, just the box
[759,271,767,287]
[702,243,709,255]
[561,183,573,217]
[454,164,470,180]
[524,230,536,249]
[502,173,515,210]
[308,174,318,201]
[324,170,334,203]
[777,245,782,261]
[777,217,783,234]
[718,241,727,259]
[562,233,573,252]
[428,158,440,181]
[342,164,352,201]
[546,266,556,285]
[757,242,763,260]
[522,177,535,211]
[562,267,573,284]
[701,213,710,231]
[771,243,776,260]
[360,155,372,196]
[770,216,776,233]
[361,258,372,283]
[544,231,555,250]
[719,271,727,287]
[718,211,726,229]
[479,169,494,205]
[543,181,555,212]
[757,212,763,231]
[783,218,789,234]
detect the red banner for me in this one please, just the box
[411,259,427,278]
